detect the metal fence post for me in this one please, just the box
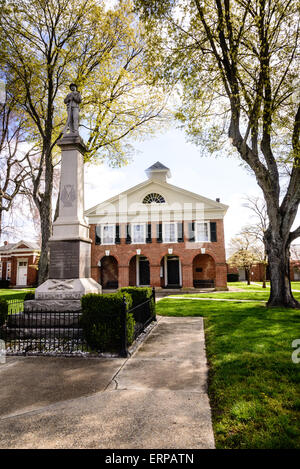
[152,286,157,321]
[120,295,129,357]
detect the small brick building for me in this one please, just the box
[85,162,228,290]
[0,240,40,287]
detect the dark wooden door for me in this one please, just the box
[139,258,150,285]
[167,259,180,285]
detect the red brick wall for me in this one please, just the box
[193,254,216,281]
[90,219,227,288]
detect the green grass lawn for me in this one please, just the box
[0,288,35,301]
[156,298,300,449]
[177,291,300,302]
[0,289,35,314]
[229,281,300,291]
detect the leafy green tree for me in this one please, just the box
[135,0,300,307]
[0,0,166,283]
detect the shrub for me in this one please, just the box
[119,286,152,306]
[227,273,239,282]
[81,292,134,352]
[24,292,35,301]
[0,299,8,327]
[0,280,10,289]
[119,287,155,319]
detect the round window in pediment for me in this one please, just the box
[142,193,165,204]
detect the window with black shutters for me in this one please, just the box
[95,225,101,245]
[115,224,120,244]
[195,222,209,242]
[126,224,132,244]
[156,223,162,243]
[210,222,217,242]
[188,222,195,242]
[146,223,152,243]
[177,222,184,242]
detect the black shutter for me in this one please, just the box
[95,225,101,245]
[126,224,131,244]
[157,223,162,243]
[115,224,120,244]
[146,223,152,243]
[177,222,184,242]
[210,222,217,242]
[188,222,195,242]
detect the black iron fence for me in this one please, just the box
[120,287,156,357]
[7,299,24,315]
[2,310,86,355]
[0,288,156,356]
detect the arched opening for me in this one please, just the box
[160,255,182,288]
[193,254,216,288]
[129,255,150,286]
[99,255,118,289]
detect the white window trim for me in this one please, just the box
[195,221,210,242]
[132,223,146,244]
[101,224,115,245]
[162,222,178,243]
[6,261,11,280]
[17,258,28,266]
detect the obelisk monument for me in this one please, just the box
[34,84,102,303]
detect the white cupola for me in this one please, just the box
[145,161,171,183]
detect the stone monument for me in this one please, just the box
[29,84,102,310]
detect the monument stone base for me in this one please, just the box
[35,277,102,301]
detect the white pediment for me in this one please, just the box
[85,178,228,224]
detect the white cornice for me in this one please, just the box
[0,248,40,256]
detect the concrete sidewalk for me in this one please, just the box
[0,317,215,449]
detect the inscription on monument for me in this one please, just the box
[49,240,91,279]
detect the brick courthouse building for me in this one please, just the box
[85,163,228,290]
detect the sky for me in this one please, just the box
[84,126,266,249]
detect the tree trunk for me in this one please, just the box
[53,188,60,223]
[246,269,251,285]
[37,195,52,285]
[265,234,299,308]
[35,143,54,286]
[262,264,266,288]
[262,253,267,288]
[0,207,2,241]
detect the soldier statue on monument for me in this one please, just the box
[63,83,82,135]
